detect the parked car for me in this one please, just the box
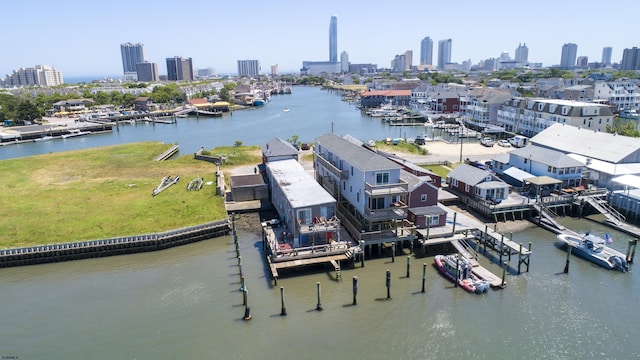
[300,143,310,150]
[480,137,494,147]
[497,139,511,147]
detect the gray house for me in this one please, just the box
[261,137,298,163]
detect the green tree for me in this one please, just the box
[92,91,110,105]
[17,100,42,123]
[234,140,243,147]
[219,88,230,102]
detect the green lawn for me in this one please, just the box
[0,142,230,248]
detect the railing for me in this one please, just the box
[364,204,407,222]
[315,154,348,179]
[364,181,408,197]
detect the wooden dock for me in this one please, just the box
[450,237,504,288]
[269,254,349,281]
[154,145,179,161]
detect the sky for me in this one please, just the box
[3,0,640,78]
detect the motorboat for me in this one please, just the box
[557,233,628,272]
[434,254,489,294]
[283,108,290,112]
[61,129,91,139]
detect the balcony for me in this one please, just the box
[316,154,348,180]
[364,181,408,198]
[364,204,407,222]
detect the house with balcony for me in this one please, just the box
[594,80,640,112]
[496,97,614,137]
[359,90,412,108]
[507,146,585,190]
[460,89,511,132]
[314,133,415,246]
[265,159,340,249]
[402,171,447,229]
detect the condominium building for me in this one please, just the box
[497,97,614,137]
[420,37,433,65]
[594,81,640,111]
[136,62,159,82]
[602,47,613,66]
[121,42,145,81]
[237,59,260,77]
[515,43,529,66]
[438,39,452,70]
[2,65,64,87]
[560,43,578,69]
[166,57,194,81]
[621,47,640,71]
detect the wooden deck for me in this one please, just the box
[269,254,349,280]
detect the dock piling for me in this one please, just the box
[391,242,395,262]
[280,287,287,316]
[406,256,411,278]
[352,276,358,305]
[386,269,391,299]
[501,262,507,288]
[421,263,427,293]
[626,239,637,263]
[315,282,323,311]
[455,257,459,288]
[360,241,365,267]
[564,244,572,273]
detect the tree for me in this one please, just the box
[219,88,230,102]
[17,100,42,123]
[234,140,243,147]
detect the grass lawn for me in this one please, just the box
[374,140,428,155]
[0,142,231,248]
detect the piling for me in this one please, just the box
[501,262,507,288]
[564,244,572,273]
[316,282,323,311]
[242,286,247,306]
[528,242,532,272]
[352,276,358,305]
[518,243,523,274]
[452,212,457,235]
[238,256,243,277]
[386,269,391,299]
[421,263,427,293]
[483,225,488,253]
[626,239,637,263]
[280,287,287,316]
[360,241,365,267]
[455,257,459,287]
[406,256,411,278]
[499,235,505,264]
[391,242,396,262]
[243,304,252,321]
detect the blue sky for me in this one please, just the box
[4,0,640,78]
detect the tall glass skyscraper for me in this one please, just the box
[120,43,145,80]
[329,16,338,63]
[560,43,578,69]
[420,37,433,65]
[601,47,612,66]
[437,39,452,70]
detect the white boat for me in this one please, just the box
[283,108,290,112]
[34,136,53,142]
[557,233,628,272]
[61,129,91,139]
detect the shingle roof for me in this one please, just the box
[510,145,584,168]
[315,133,402,172]
[261,137,298,157]
[447,164,492,186]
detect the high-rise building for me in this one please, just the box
[237,59,260,77]
[166,56,194,81]
[438,39,452,70]
[329,16,338,63]
[2,65,64,87]
[136,62,159,82]
[340,51,349,73]
[560,43,578,69]
[120,43,145,81]
[621,47,640,70]
[601,47,613,66]
[515,43,529,65]
[270,64,278,77]
[391,54,406,72]
[576,56,589,68]
[404,50,413,70]
[420,37,433,65]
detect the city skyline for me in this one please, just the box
[3,0,640,78]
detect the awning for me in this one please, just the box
[522,176,563,186]
[503,167,533,183]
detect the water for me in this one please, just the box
[0,86,429,161]
[1,87,639,359]
[0,217,638,359]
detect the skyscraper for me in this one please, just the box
[601,47,613,66]
[404,50,413,70]
[340,51,349,73]
[120,43,145,81]
[621,47,640,70]
[136,62,159,82]
[329,16,338,63]
[420,37,433,65]
[515,43,529,65]
[560,43,578,69]
[237,59,260,77]
[438,39,452,70]
[166,56,194,81]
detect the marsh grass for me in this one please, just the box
[0,142,227,247]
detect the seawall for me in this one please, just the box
[0,220,230,268]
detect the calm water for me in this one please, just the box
[1,87,639,359]
[0,86,429,161]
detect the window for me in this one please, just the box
[451,179,458,187]
[465,184,470,192]
[297,208,312,225]
[375,172,390,185]
[321,206,335,219]
[357,192,360,203]
[427,215,439,226]
[421,194,428,202]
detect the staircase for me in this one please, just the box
[585,196,626,225]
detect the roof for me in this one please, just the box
[503,167,534,182]
[261,137,298,158]
[230,174,264,187]
[447,164,493,186]
[400,171,435,192]
[315,133,402,172]
[522,176,563,186]
[410,205,447,216]
[510,145,584,168]
[266,159,335,208]
[611,174,640,189]
[567,153,638,176]
[475,181,510,189]
[530,123,640,163]
[361,90,412,97]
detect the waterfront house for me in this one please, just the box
[134,97,156,112]
[261,137,299,163]
[265,159,339,248]
[446,164,509,203]
[359,90,412,108]
[507,146,584,189]
[402,171,446,229]
[51,99,93,115]
[314,133,415,244]
[460,89,511,132]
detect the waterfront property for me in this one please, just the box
[314,133,416,249]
